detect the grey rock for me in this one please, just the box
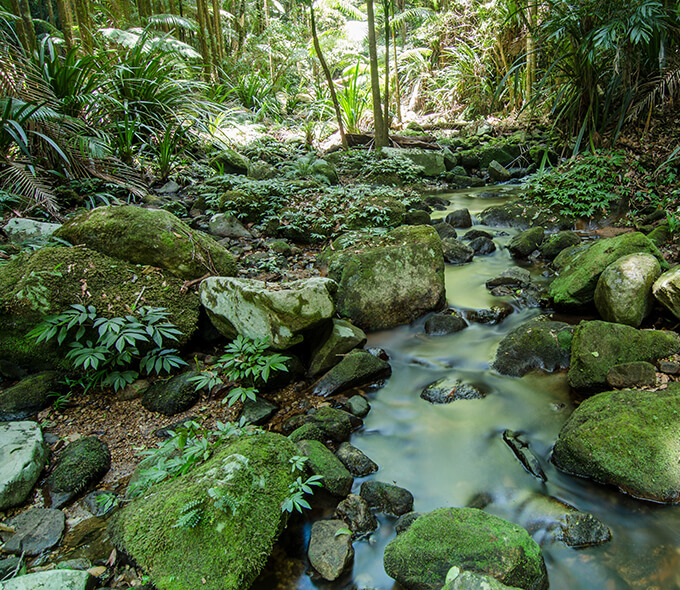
[360,481,414,516]
[606,361,657,389]
[239,395,278,426]
[285,406,358,443]
[156,180,180,195]
[420,377,485,404]
[1,508,65,556]
[445,209,472,228]
[486,268,531,289]
[311,350,391,397]
[345,395,370,418]
[488,160,512,182]
[334,494,378,537]
[434,222,458,241]
[442,238,474,265]
[443,571,524,590]
[424,312,468,335]
[0,556,22,579]
[395,511,422,535]
[465,304,513,325]
[208,213,252,239]
[382,148,445,177]
[307,520,354,581]
[0,372,61,422]
[3,218,61,243]
[0,570,94,590]
[209,148,249,174]
[83,491,118,518]
[653,265,680,321]
[468,237,496,255]
[0,421,48,510]
[308,319,367,378]
[336,442,379,477]
[141,372,201,416]
[463,229,494,241]
[659,360,680,374]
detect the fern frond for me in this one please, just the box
[146,13,198,32]
[0,161,59,217]
[627,65,680,122]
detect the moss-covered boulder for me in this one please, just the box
[199,277,337,350]
[442,571,523,590]
[318,226,446,331]
[0,247,199,370]
[594,253,660,327]
[548,232,666,310]
[109,431,298,590]
[652,266,680,320]
[208,148,250,174]
[296,439,353,497]
[552,384,680,502]
[508,227,544,259]
[54,206,236,280]
[567,320,680,391]
[310,349,391,397]
[383,507,548,590]
[382,147,445,177]
[493,318,574,377]
[479,200,570,231]
[539,231,581,260]
[141,372,201,416]
[0,372,62,422]
[44,436,111,508]
[308,319,367,377]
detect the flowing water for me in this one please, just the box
[284,185,680,590]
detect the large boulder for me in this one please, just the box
[594,253,660,327]
[548,232,666,310]
[552,384,680,503]
[318,226,446,331]
[382,147,445,177]
[200,277,336,350]
[0,421,48,510]
[54,205,237,280]
[3,218,61,243]
[109,431,298,590]
[383,508,548,590]
[567,320,680,391]
[652,265,680,320]
[0,247,199,370]
[479,200,569,231]
[493,318,574,377]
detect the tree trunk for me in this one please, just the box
[12,0,36,54]
[46,0,56,26]
[195,0,213,80]
[73,0,93,52]
[55,0,74,50]
[525,0,537,107]
[367,0,388,149]
[310,3,347,149]
[211,0,224,63]
[392,25,402,122]
[383,0,390,132]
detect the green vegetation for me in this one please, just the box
[30,304,186,392]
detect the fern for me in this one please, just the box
[173,499,204,529]
[207,486,242,516]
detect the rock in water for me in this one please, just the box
[383,507,548,590]
[310,349,391,397]
[0,421,48,510]
[336,442,378,477]
[334,494,378,536]
[493,318,574,377]
[552,384,680,503]
[54,205,236,280]
[318,226,446,331]
[307,520,354,581]
[567,320,680,391]
[442,238,475,265]
[296,440,353,497]
[594,253,660,327]
[44,437,111,508]
[420,377,485,404]
[548,232,665,310]
[360,481,413,516]
[200,277,337,350]
[508,227,545,259]
[109,432,299,590]
[308,319,367,377]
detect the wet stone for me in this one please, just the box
[1,508,65,556]
[336,442,379,477]
[468,236,496,255]
[442,238,474,265]
[310,350,391,398]
[345,395,370,418]
[424,312,468,335]
[420,377,485,404]
[445,209,473,228]
[83,491,118,518]
[606,362,657,389]
[395,512,422,535]
[307,520,354,582]
[465,304,513,325]
[463,229,494,241]
[334,494,378,537]
[239,395,278,426]
[434,222,458,241]
[486,268,531,289]
[360,481,414,516]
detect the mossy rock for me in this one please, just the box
[507,227,544,259]
[383,507,548,590]
[539,231,581,260]
[55,206,236,280]
[567,320,680,391]
[141,372,202,416]
[208,148,250,174]
[549,232,667,310]
[345,194,406,231]
[0,247,199,370]
[493,318,574,377]
[318,226,446,331]
[647,223,671,247]
[109,431,298,590]
[296,439,353,497]
[0,371,62,421]
[552,384,680,503]
[45,436,111,508]
[479,200,570,231]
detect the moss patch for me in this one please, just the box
[552,384,680,502]
[383,507,548,590]
[109,431,298,590]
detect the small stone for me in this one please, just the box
[468,236,496,255]
[424,312,467,335]
[360,481,414,516]
[308,319,367,378]
[157,180,180,194]
[606,362,657,389]
[659,360,680,374]
[239,395,278,426]
[508,227,545,258]
[420,377,486,404]
[463,229,494,241]
[311,350,391,397]
[208,213,252,239]
[445,209,472,228]
[488,160,512,182]
[307,520,354,582]
[466,304,513,325]
[442,238,474,265]
[345,395,370,418]
[141,372,201,417]
[83,491,118,518]
[296,440,353,497]
[434,222,458,241]
[486,268,532,289]
[334,494,378,537]
[336,442,379,477]
[1,508,65,556]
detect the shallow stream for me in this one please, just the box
[284,186,680,590]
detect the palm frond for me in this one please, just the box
[627,65,680,122]
[0,161,59,217]
[146,14,198,32]
[391,7,435,29]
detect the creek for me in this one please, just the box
[281,186,680,590]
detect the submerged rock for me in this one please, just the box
[54,205,236,280]
[109,431,298,590]
[549,232,665,310]
[360,481,414,516]
[420,377,485,404]
[594,253,660,327]
[200,276,336,350]
[0,421,48,510]
[383,507,548,590]
[567,320,679,391]
[318,226,446,331]
[552,384,680,503]
[493,318,574,377]
[45,437,111,508]
[307,519,354,581]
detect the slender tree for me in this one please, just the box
[73,0,93,52]
[55,0,75,50]
[367,0,388,148]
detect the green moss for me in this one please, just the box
[47,436,111,494]
[295,439,353,497]
[109,431,298,590]
[567,320,680,391]
[548,232,667,310]
[54,206,236,280]
[0,246,199,369]
[383,507,548,590]
[552,384,680,502]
